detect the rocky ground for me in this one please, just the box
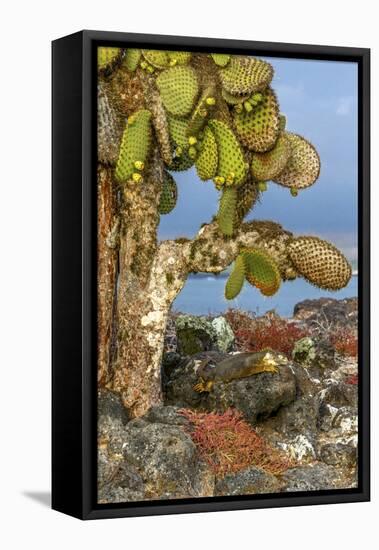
[98,297,358,503]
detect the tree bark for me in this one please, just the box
[97,165,118,385]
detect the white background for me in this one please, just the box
[1,1,376,548]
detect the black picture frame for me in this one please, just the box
[52,30,370,520]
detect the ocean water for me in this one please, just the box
[173,274,358,318]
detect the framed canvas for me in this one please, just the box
[52,30,370,520]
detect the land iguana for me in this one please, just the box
[193,350,289,393]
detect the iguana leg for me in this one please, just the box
[193,378,214,393]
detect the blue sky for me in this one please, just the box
[158,56,358,261]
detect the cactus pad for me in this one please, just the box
[233,88,280,152]
[115,110,152,183]
[225,255,245,299]
[159,171,178,214]
[217,187,237,236]
[168,51,192,65]
[167,115,189,149]
[98,47,121,75]
[288,237,351,290]
[273,133,320,189]
[156,66,199,117]
[220,56,273,95]
[97,83,124,165]
[195,126,218,180]
[241,248,281,296]
[209,120,247,186]
[142,49,170,69]
[211,53,231,67]
[235,177,259,225]
[123,49,141,72]
[251,133,291,181]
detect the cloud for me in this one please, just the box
[336,96,354,116]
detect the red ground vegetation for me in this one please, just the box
[225,309,309,357]
[329,327,358,358]
[179,408,293,477]
[346,373,358,385]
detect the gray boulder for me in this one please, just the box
[211,316,235,352]
[215,467,282,496]
[175,315,217,355]
[282,463,345,491]
[122,407,214,499]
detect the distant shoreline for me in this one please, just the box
[189,271,358,280]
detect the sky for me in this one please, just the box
[158,56,358,261]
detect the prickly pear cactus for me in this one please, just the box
[159,171,178,214]
[288,237,352,290]
[115,109,152,183]
[156,66,199,117]
[217,187,237,236]
[241,248,281,297]
[225,255,245,299]
[100,46,351,304]
[273,133,320,189]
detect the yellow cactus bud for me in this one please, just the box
[290,188,298,197]
[188,146,197,159]
[134,160,145,171]
[175,146,183,157]
[244,101,253,112]
[146,64,155,73]
[252,92,263,102]
[225,172,235,186]
[258,181,267,192]
[132,172,143,183]
[140,60,148,69]
[214,176,226,185]
[169,58,177,66]
[205,96,216,106]
[188,136,197,146]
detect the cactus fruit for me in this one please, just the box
[97,83,124,165]
[195,126,218,180]
[142,49,170,69]
[123,49,142,72]
[288,237,352,290]
[273,133,321,189]
[167,51,192,65]
[233,88,280,152]
[217,187,237,236]
[159,171,178,214]
[220,56,273,96]
[210,53,231,67]
[225,255,245,299]
[115,110,152,183]
[241,248,281,296]
[251,133,291,181]
[156,66,199,117]
[98,47,122,75]
[208,120,247,186]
